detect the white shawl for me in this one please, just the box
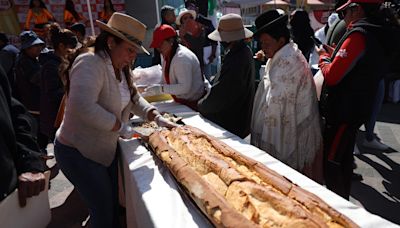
[251,41,323,171]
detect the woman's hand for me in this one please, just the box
[136,85,146,93]
[155,114,179,129]
[118,122,138,139]
[253,50,266,62]
[316,44,335,56]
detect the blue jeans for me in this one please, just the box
[54,140,120,228]
[365,79,385,141]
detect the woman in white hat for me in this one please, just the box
[54,12,176,227]
[198,13,255,139]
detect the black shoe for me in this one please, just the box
[352,173,363,181]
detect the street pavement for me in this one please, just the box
[350,103,400,225]
[46,103,400,227]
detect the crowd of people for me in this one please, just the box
[1,0,400,227]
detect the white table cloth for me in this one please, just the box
[120,101,398,228]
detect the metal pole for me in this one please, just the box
[155,0,160,25]
[86,0,96,36]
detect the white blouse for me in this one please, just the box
[119,72,131,113]
[161,44,205,101]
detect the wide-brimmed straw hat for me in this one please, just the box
[208,14,253,42]
[176,8,196,25]
[96,12,149,55]
[254,9,288,37]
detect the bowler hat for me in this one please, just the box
[254,10,288,37]
[96,12,149,55]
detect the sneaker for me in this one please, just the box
[362,138,389,151]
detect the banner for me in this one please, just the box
[14,0,125,33]
[0,0,21,35]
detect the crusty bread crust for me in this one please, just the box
[148,126,358,228]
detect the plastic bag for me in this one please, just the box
[132,64,162,86]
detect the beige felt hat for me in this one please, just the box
[96,12,149,55]
[176,8,197,25]
[208,14,253,42]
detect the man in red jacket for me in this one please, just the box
[317,0,397,199]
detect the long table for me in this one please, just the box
[119,101,398,228]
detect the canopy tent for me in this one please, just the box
[265,0,290,6]
[263,0,291,11]
[307,0,334,9]
[228,0,269,7]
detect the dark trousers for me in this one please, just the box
[54,140,120,228]
[365,79,385,141]
[323,122,361,200]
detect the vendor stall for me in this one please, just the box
[119,100,398,228]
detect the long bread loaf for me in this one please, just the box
[148,126,358,228]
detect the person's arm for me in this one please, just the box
[64,10,73,25]
[0,51,15,76]
[130,93,157,121]
[43,9,56,21]
[198,54,247,113]
[129,93,177,129]
[162,58,194,96]
[79,13,88,22]
[319,32,366,86]
[79,13,89,26]
[10,97,46,207]
[208,43,217,63]
[25,9,33,30]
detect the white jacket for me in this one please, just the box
[161,44,205,101]
[57,52,155,166]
